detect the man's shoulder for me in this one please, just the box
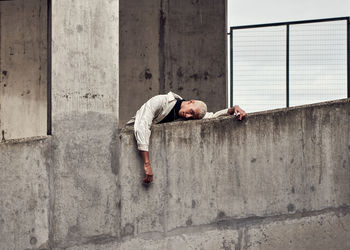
[149,92,183,103]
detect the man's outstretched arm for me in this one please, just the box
[203,105,247,120]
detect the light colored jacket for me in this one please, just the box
[127,92,228,151]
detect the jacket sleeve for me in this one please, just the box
[134,95,165,151]
[203,108,229,119]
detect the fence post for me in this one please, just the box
[286,24,290,107]
[347,18,350,98]
[230,27,233,107]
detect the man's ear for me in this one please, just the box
[189,100,195,104]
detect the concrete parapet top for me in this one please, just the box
[121,98,350,134]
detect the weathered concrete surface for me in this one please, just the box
[67,226,240,250]
[0,139,50,250]
[0,98,349,249]
[119,0,227,125]
[66,210,350,250]
[50,0,119,247]
[246,210,350,250]
[163,0,227,111]
[119,99,350,234]
[1,0,119,249]
[119,0,160,125]
[0,0,47,140]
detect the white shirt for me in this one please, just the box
[127,92,229,151]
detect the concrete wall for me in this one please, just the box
[0,0,47,140]
[0,94,349,249]
[162,0,227,111]
[1,0,349,249]
[0,0,119,249]
[119,0,227,125]
[110,98,348,250]
[119,0,161,125]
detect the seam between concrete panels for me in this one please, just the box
[0,135,50,145]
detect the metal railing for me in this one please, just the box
[228,17,350,112]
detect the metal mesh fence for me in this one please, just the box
[229,17,349,113]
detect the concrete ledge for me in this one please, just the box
[119,98,350,242]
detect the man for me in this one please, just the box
[127,92,247,184]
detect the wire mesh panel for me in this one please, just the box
[232,26,286,112]
[289,20,347,106]
[230,17,349,112]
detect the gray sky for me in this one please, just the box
[227,0,350,112]
[228,0,350,28]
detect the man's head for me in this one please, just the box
[179,100,207,119]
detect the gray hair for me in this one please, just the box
[195,100,207,119]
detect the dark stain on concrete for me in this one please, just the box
[217,211,226,219]
[310,186,316,192]
[122,223,134,237]
[204,71,209,80]
[177,86,183,91]
[192,200,196,208]
[144,68,152,80]
[21,90,31,96]
[109,129,119,176]
[30,236,37,245]
[318,165,323,184]
[192,88,199,95]
[116,200,121,209]
[177,67,183,78]
[189,73,199,81]
[82,93,102,99]
[158,1,166,93]
[28,198,37,211]
[290,158,294,164]
[217,73,224,78]
[279,157,283,161]
[251,158,256,163]
[186,217,193,226]
[291,186,295,194]
[76,25,83,33]
[2,70,7,76]
[287,203,295,212]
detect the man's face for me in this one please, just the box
[179,100,200,119]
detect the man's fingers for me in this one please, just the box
[143,174,153,184]
[240,111,246,120]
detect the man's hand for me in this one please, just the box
[143,162,153,184]
[140,151,153,184]
[228,105,247,120]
